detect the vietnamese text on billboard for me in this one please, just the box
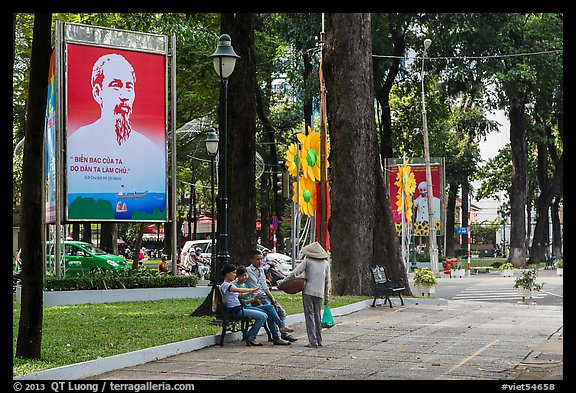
[65,43,167,221]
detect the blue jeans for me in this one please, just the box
[232,307,268,342]
[261,295,287,321]
[254,303,285,340]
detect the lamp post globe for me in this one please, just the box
[209,34,240,79]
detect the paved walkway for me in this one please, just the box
[89,299,562,381]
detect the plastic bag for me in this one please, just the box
[321,305,336,328]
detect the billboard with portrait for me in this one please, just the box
[388,160,443,237]
[65,42,167,221]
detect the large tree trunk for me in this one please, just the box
[16,13,52,359]
[221,13,257,266]
[445,183,459,257]
[508,104,528,267]
[192,14,257,317]
[323,13,409,296]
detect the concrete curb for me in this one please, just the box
[15,286,212,307]
[14,296,445,380]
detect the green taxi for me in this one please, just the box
[46,241,129,276]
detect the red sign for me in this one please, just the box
[389,163,441,236]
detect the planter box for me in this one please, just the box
[15,286,212,307]
[500,269,514,277]
[557,268,563,276]
[517,288,536,304]
[415,284,436,297]
[450,269,466,278]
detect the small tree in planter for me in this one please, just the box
[413,267,438,296]
[555,259,563,276]
[513,268,544,304]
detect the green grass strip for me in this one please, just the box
[13,293,369,376]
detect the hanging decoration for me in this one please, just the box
[292,176,317,217]
[297,127,326,182]
[394,159,416,222]
[283,126,329,218]
[285,142,301,178]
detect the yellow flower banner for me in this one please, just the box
[283,126,330,217]
[394,159,416,222]
[285,142,301,177]
[292,176,317,217]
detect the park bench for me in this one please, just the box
[370,266,405,308]
[471,266,495,274]
[211,285,271,346]
[544,257,556,270]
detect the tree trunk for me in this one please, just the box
[192,14,258,317]
[255,83,281,250]
[461,185,470,255]
[221,13,257,266]
[131,223,145,269]
[445,183,458,257]
[508,104,528,267]
[551,199,562,258]
[81,223,92,243]
[16,12,52,360]
[100,222,118,255]
[323,13,409,296]
[374,31,406,160]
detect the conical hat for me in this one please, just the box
[301,242,328,259]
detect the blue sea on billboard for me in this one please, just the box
[68,192,166,220]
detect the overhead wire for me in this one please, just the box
[372,49,562,61]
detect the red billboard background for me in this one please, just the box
[389,163,441,228]
[66,43,166,146]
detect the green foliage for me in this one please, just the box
[513,268,544,291]
[413,267,437,286]
[13,292,369,376]
[44,268,198,291]
[554,259,563,268]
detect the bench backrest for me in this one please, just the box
[213,285,230,315]
[371,266,389,284]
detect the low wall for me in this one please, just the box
[15,286,212,307]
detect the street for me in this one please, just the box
[412,268,563,306]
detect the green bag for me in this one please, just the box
[321,305,336,328]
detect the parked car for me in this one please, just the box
[46,241,129,276]
[179,240,213,265]
[256,244,293,274]
[179,240,293,274]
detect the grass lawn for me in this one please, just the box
[13,292,369,377]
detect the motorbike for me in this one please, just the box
[266,259,287,287]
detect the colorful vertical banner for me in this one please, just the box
[45,50,57,223]
[65,43,167,221]
[389,162,442,236]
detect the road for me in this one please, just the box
[411,268,563,306]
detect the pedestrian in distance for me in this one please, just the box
[278,241,331,348]
[157,255,168,275]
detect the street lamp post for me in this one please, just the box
[420,38,439,275]
[205,130,219,285]
[209,34,240,281]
